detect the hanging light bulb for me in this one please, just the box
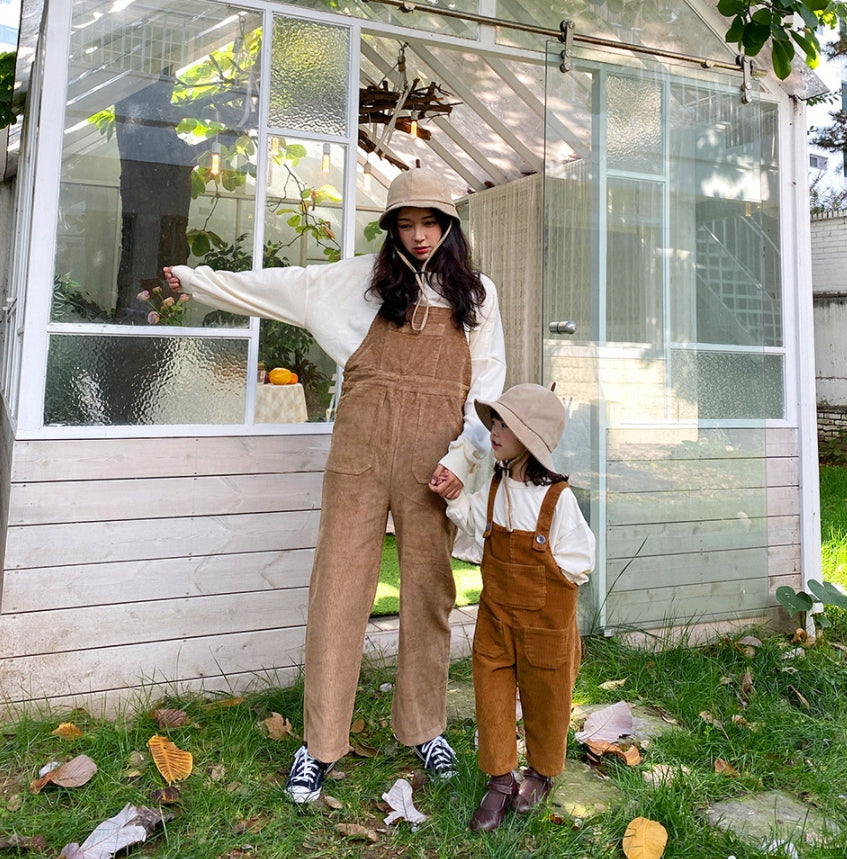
[321,143,331,174]
[210,140,221,177]
[363,160,372,193]
[409,111,418,138]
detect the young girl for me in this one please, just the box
[439,383,595,832]
[163,168,505,803]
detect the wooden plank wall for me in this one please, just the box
[0,432,330,712]
[604,426,801,634]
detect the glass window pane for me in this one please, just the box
[45,335,249,426]
[270,17,349,135]
[55,1,262,325]
[607,74,663,174]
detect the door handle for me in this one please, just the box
[548,320,576,335]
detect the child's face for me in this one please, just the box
[490,417,526,463]
[395,207,443,262]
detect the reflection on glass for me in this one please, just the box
[45,335,248,426]
[54,1,262,326]
[270,17,349,135]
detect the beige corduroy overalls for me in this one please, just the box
[303,305,472,764]
[473,472,581,778]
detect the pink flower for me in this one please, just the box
[162,296,175,307]
[147,311,161,324]
[152,286,162,295]
[137,290,150,301]
[179,293,190,303]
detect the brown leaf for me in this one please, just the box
[147,734,193,784]
[586,739,640,766]
[737,635,762,648]
[350,718,366,734]
[699,711,725,730]
[0,835,48,851]
[622,816,668,859]
[203,696,244,709]
[207,764,226,782]
[130,805,174,836]
[151,708,190,729]
[335,823,378,842]
[232,815,270,835]
[321,793,344,810]
[350,741,378,758]
[150,785,182,804]
[791,627,807,644]
[262,712,294,741]
[739,670,755,695]
[575,701,632,744]
[51,722,83,740]
[29,755,97,793]
[714,758,738,777]
[788,684,811,709]
[598,678,628,691]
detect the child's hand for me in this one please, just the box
[163,266,182,291]
[429,465,463,500]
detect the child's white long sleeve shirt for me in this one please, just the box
[445,476,596,585]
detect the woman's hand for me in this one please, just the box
[428,465,463,500]
[162,266,182,292]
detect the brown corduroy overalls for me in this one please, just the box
[473,473,581,778]
[303,306,472,764]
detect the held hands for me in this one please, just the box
[429,465,463,500]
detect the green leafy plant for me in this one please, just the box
[718,0,846,80]
[0,51,23,129]
[51,273,111,323]
[776,579,847,631]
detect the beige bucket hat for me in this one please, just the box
[475,383,565,473]
[379,168,460,229]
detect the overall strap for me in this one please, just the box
[532,480,570,553]
[483,471,503,538]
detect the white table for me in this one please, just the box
[254,382,309,423]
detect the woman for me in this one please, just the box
[164,167,505,803]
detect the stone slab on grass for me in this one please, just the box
[707,789,841,848]
[549,761,624,820]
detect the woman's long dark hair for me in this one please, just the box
[367,209,487,329]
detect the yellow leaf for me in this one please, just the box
[51,722,83,740]
[622,816,668,859]
[147,734,193,785]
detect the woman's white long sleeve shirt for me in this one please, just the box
[445,476,596,585]
[171,255,506,485]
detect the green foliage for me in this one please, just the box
[0,50,23,130]
[51,273,110,322]
[718,0,847,79]
[776,578,847,631]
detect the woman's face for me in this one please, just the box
[394,207,443,263]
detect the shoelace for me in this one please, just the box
[418,737,456,772]
[290,747,323,783]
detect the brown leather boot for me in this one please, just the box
[469,772,518,832]
[511,767,553,813]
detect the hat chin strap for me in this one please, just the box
[395,221,453,333]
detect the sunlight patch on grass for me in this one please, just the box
[372,534,481,617]
[821,465,847,588]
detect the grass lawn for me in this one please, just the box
[820,464,847,590]
[3,470,847,856]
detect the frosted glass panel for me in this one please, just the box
[671,350,783,420]
[270,18,349,134]
[45,335,248,426]
[607,75,663,174]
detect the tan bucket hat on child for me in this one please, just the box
[379,168,460,228]
[475,383,565,473]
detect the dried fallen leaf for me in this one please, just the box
[0,835,47,851]
[788,684,811,709]
[30,755,97,793]
[598,678,628,691]
[791,627,807,644]
[52,722,84,740]
[147,735,192,784]
[321,793,344,811]
[575,701,632,744]
[335,823,378,842]
[232,815,271,835]
[59,803,147,859]
[262,713,294,741]
[207,764,226,782]
[350,741,378,758]
[203,696,244,709]
[622,816,668,859]
[586,739,641,766]
[150,709,190,729]
[699,711,725,731]
[641,764,690,786]
[737,635,762,648]
[150,785,181,804]
[740,669,755,696]
[714,758,738,777]
[350,718,366,734]
[731,715,759,730]
[382,778,428,826]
